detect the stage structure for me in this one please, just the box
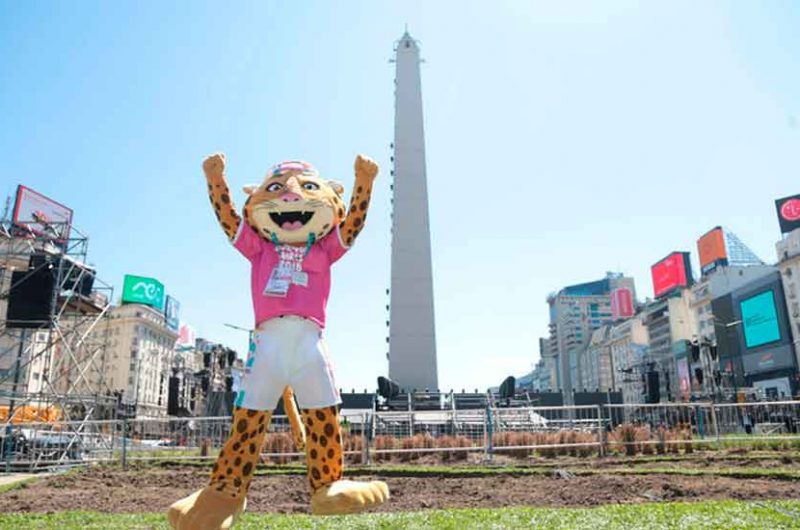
[388,31,439,392]
[1,191,116,440]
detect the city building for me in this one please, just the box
[93,303,178,419]
[168,339,204,417]
[608,316,650,404]
[579,326,613,392]
[693,226,774,344]
[546,272,635,401]
[642,288,698,402]
[691,265,777,344]
[195,337,241,416]
[776,228,800,372]
[387,31,439,392]
[711,271,798,398]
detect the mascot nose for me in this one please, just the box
[280,192,302,202]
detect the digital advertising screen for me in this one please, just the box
[121,274,165,310]
[610,287,634,320]
[697,227,728,274]
[740,290,781,349]
[651,252,692,298]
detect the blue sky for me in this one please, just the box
[1,1,798,392]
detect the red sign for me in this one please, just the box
[651,252,691,298]
[775,194,800,233]
[610,288,634,320]
[781,199,800,221]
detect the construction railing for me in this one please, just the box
[1,401,798,471]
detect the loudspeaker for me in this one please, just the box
[646,371,660,404]
[377,376,400,399]
[6,268,55,328]
[29,254,95,296]
[499,376,516,399]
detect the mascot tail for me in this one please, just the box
[282,386,306,451]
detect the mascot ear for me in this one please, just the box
[242,185,258,195]
[328,180,345,196]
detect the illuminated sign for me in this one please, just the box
[740,290,781,349]
[121,275,165,310]
[610,288,634,320]
[697,227,728,275]
[775,194,800,234]
[651,252,693,298]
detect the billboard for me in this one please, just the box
[121,275,165,310]
[610,287,634,320]
[741,345,795,374]
[677,357,691,401]
[740,290,781,349]
[12,185,73,242]
[775,194,800,234]
[165,295,180,331]
[651,252,693,298]
[697,227,728,275]
[176,324,196,348]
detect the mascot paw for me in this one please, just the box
[310,479,390,515]
[167,486,246,530]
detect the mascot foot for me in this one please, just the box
[167,486,247,530]
[310,479,390,515]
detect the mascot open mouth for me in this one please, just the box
[269,211,315,231]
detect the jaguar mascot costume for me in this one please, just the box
[167,153,388,529]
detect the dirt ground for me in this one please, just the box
[0,462,798,514]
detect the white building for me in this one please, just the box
[608,316,650,404]
[388,31,439,392]
[93,303,177,418]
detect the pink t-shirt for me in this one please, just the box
[233,223,348,329]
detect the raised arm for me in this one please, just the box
[203,153,241,241]
[339,154,379,247]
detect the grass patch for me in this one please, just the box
[113,461,800,481]
[0,476,38,495]
[0,501,799,529]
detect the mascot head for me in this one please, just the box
[242,161,347,245]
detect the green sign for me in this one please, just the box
[122,275,165,310]
[740,290,781,349]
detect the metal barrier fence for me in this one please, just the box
[1,401,798,471]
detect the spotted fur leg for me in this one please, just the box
[338,154,378,247]
[203,153,242,241]
[167,407,271,530]
[302,406,389,515]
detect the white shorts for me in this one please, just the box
[235,316,341,411]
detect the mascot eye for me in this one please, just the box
[266,182,283,192]
[302,182,320,191]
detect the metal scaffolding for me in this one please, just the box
[0,214,116,428]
